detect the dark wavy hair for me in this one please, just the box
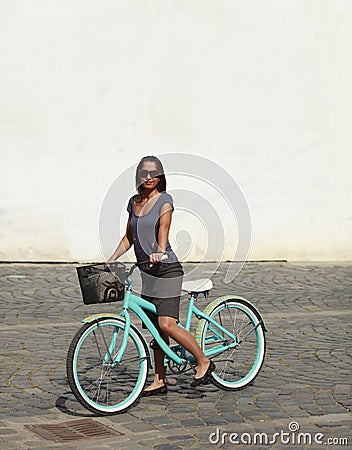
[135,156,167,202]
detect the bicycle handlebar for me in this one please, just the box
[104,254,168,281]
[127,253,168,279]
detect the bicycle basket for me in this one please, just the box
[76,262,129,305]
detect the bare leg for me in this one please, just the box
[144,331,169,391]
[158,317,211,379]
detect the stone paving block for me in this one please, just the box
[120,421,158,433]
[0,429,17,435]
[106,416,139,426]
[179,418,205,427]
[155,445,182,450]
[220,412,244,423]
[157,423,184,431]
[199,415,228,426]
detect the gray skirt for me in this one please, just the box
[139,261,184,330]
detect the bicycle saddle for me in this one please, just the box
[181,278,213,297]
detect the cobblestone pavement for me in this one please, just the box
[0,262,351,449]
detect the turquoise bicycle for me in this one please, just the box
[66,257,267,415]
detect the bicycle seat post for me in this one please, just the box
[183,293,197,332]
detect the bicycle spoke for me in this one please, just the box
[92,330,103,361]
[68,319,148,413]
[197,300,266,389]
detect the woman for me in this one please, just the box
[106,155,215,395]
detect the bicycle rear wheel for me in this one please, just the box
[66,318,149,414]
[196,298,266,390]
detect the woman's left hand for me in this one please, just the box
[149,252,165,267]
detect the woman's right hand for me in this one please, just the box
[104,259,115,270]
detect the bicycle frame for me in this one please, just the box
[113,282,239,367]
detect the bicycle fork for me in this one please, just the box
[93,313,132,366]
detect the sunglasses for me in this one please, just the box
[139,169,161,179]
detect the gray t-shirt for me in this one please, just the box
[127,192,179,271]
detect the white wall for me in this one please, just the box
[1,0,351,262]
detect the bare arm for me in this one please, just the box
[157,203,173,253]
[149,203,173,265]
[106,216,133,263]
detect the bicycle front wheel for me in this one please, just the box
[196,298,266,390]
[66,318,149,414]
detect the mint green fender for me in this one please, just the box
[195,295,267,344]
[82,313,125,324]
[82,313,153,369]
